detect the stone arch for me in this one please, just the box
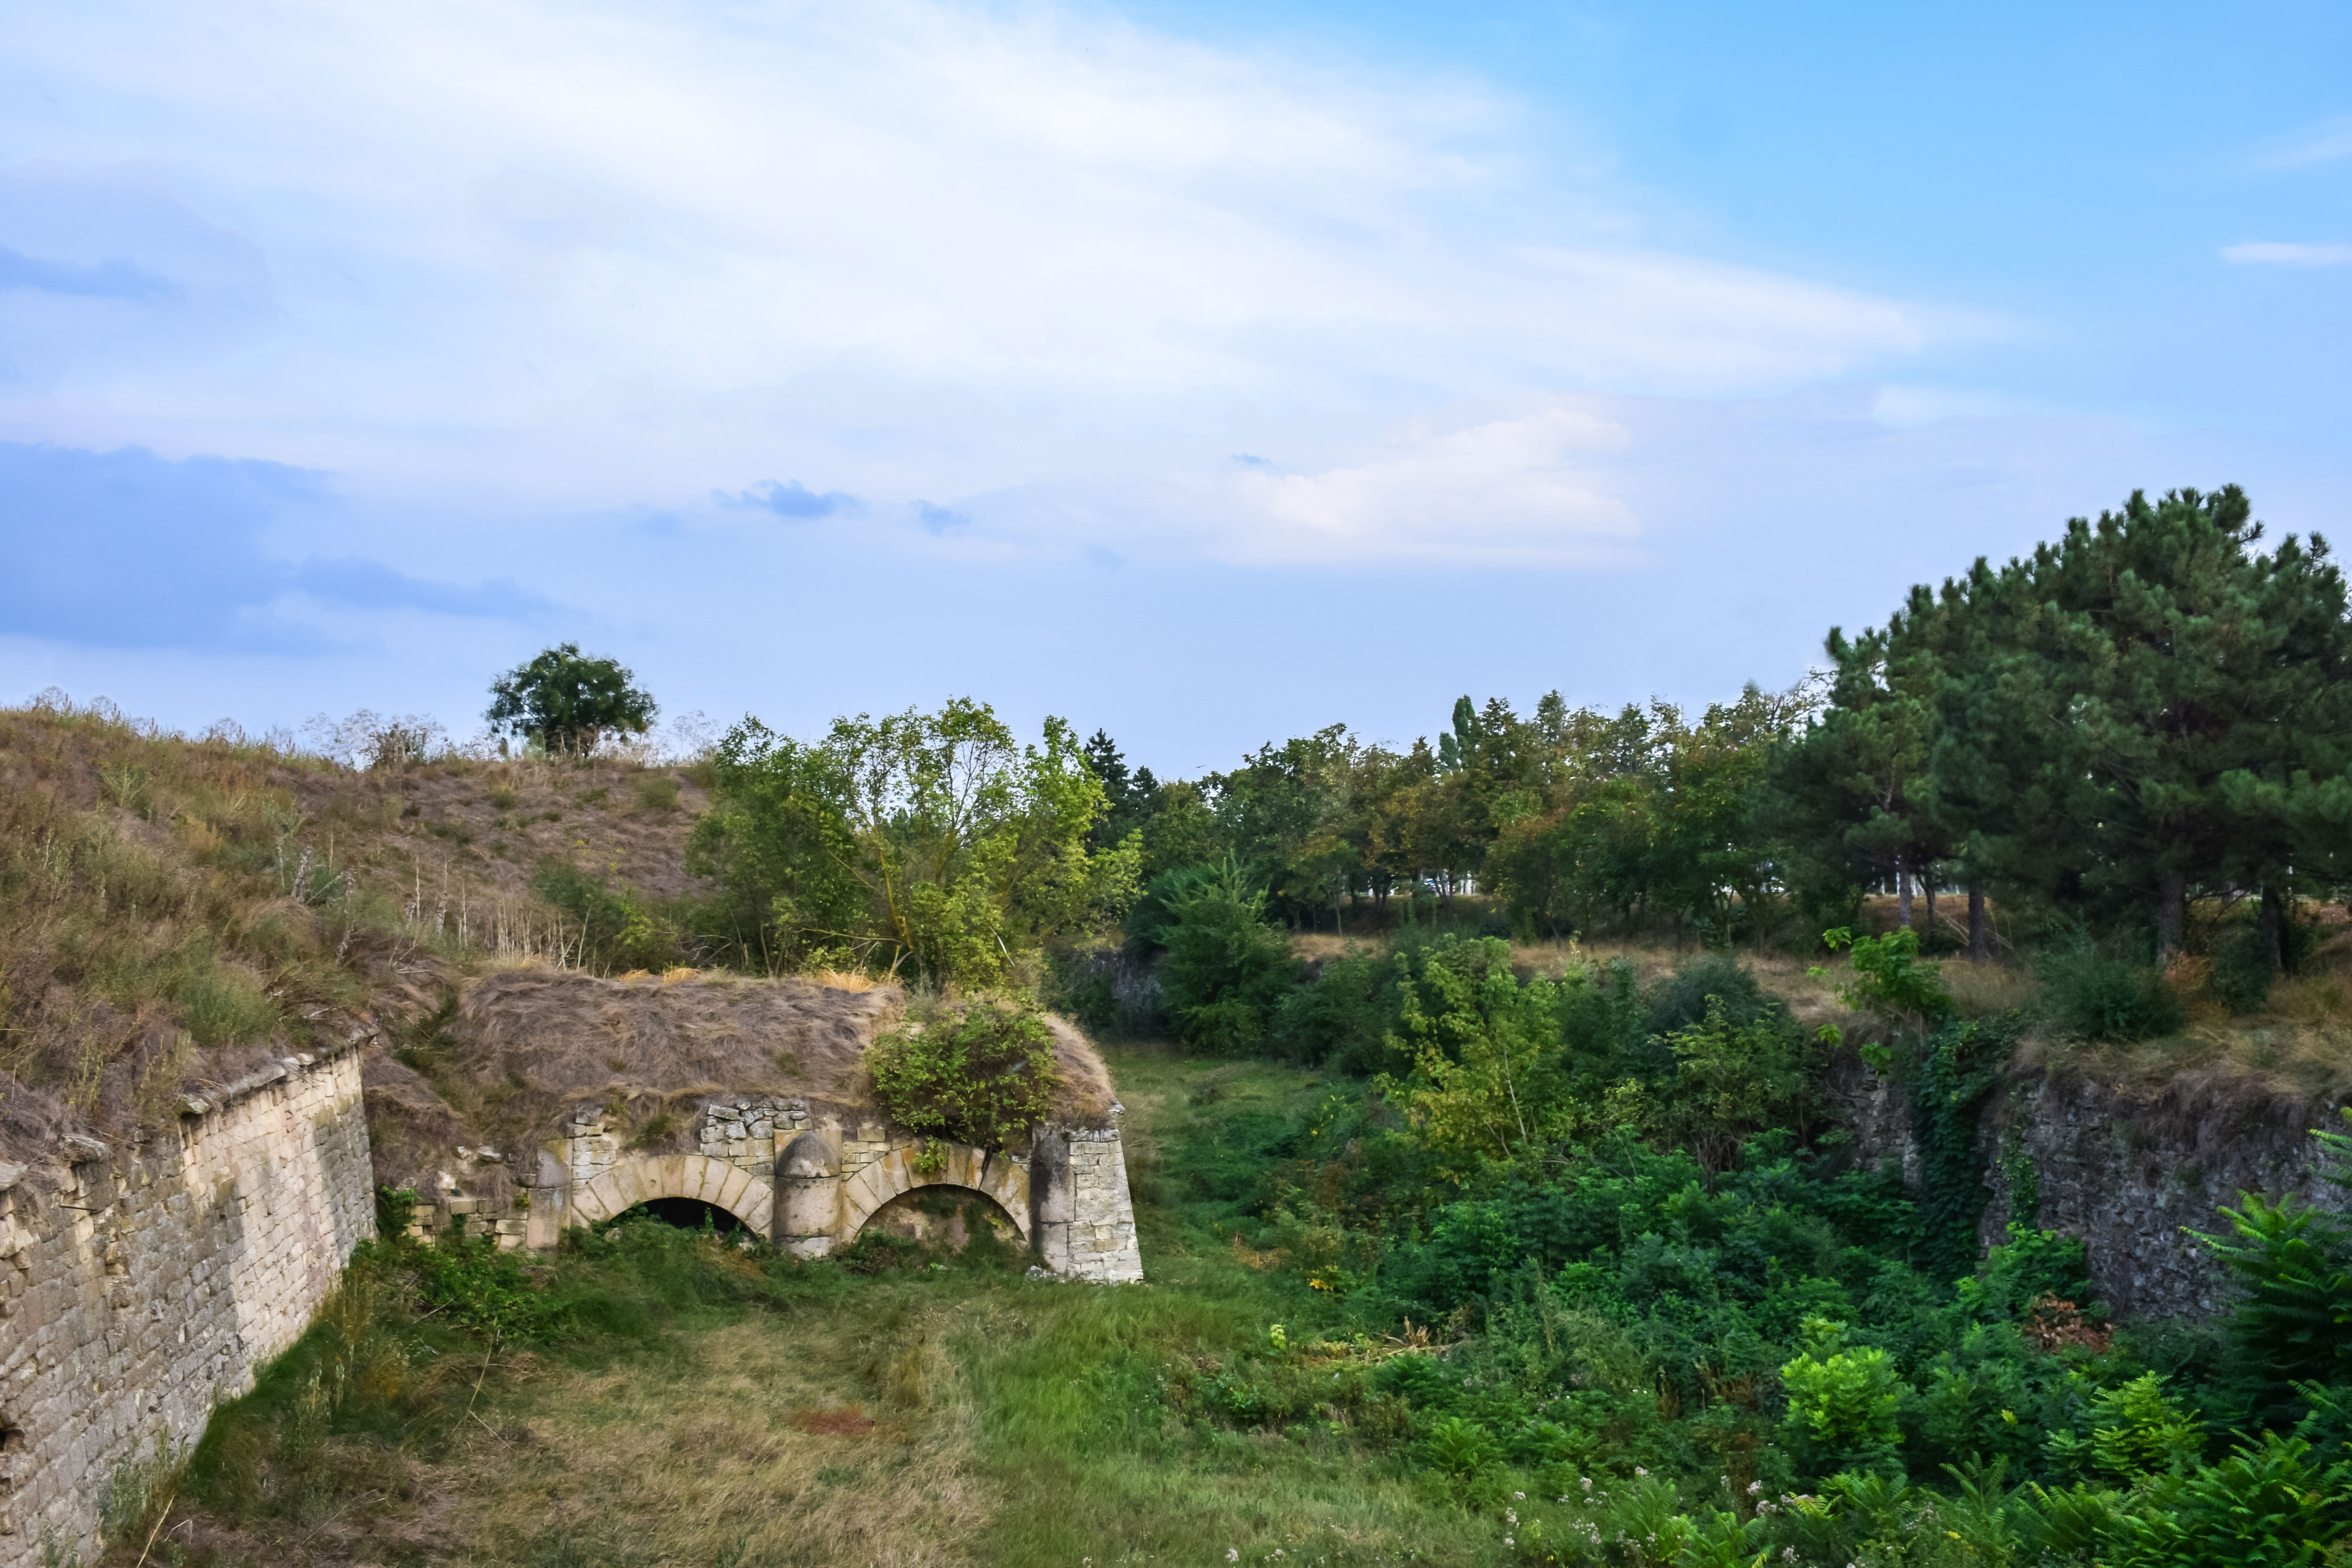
[859,1184,1026,1249]
[568,1153,775,1238]
[837,1142,1030,1247]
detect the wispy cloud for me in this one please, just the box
[0,0,1962,565]
[1226,405,1638,566]
[0,442,556,650]
[291,557,556,619]
[0,245,180,301]
[2256,116,2352,170]
[716,480,861,519]
[916,502,973,536]
[2223,241,2352,269]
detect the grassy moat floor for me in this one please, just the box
[104,1044,1493,1568]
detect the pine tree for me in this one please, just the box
[1770,619,1951,937]
[1933,488,2352,956]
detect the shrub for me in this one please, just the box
[1658,995,1822,1176]
[1645,951,1786,1038]
[1156,859,1300,1054]
[2040,947,2183,1043]
[1122,860,1222,955]
[2045,1373,2203,1483]
[2103,1432,2352,1566]
[633,774,682,813]
[867,998,1061,1150]
[2212,921,2281,1014]
[2196,1193,2352,1407]
[1269,950,1388,1069]
[533,861,676,973]
[1780,1318,1907,1479]
[1959,1223,2103,1323]
[1422,1415,1502,1499]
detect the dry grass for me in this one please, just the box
[0,697,722,1167]
[1943,958,2042,1019]
[430,968,1118,1160]
[131,1301,996,1568]
[436,1313,993,1568]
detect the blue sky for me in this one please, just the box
[1,1,2345,775]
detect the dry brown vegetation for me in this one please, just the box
[114,1281,997,1568]
[434,1312,993,1568]
[376,968,1118,1181]
[0,695,710,1164]
[0,697,1126,1192]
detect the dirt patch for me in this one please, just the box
[790,1404,880,1436]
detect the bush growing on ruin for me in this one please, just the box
[867,998,1061,1151]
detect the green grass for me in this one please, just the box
[960,1042,1491,1565]
[108,1044,1516,1567]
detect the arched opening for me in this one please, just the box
[619,1196,747,1235]
[567,1153,777,1240]
[845,1185,1023,1270]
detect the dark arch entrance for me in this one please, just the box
[622,1196,747,1235]
[853,1185,1020,1253]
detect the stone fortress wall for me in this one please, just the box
[0,1038,376,1568]
[1838,1056,2347,1320]
[407,1096,1144,1284]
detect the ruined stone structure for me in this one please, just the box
[431,1096,1143,1282]
[0,1038,376,1568]
[1837,1055,2347,1320]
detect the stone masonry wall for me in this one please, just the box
[0,1040,375,1567]
[522,1097,1144,1281]
[1836,1056,2344,1321]
[1059,1129,1143,1283]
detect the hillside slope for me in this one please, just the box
[0,699,693,1173]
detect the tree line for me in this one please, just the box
[574,485,2352,988]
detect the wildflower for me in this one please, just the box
[1506,1511,1519,1526]
[1513,1492,1524,1501]
[1227,1553,1239,1563]
[1747,1480,1762,1496]
[1503,1540,1513,1549]
[1580,1477,1592,1491]
[1634,1466,1648,1477]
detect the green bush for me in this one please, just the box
[2040,946,2184,1043]
[1645,951,1786,1038]
[2045,1373,2203,1483]
[633,773,682,812]
[533,861,676,973]
[1156,859,1300,1054]
[1422,1415,1502,1500]
[1122,860,1222,955]
[1269,950,1388,1069]
[2104,1433,2352,1566]
[867,998,1061,1150]
[1780,1318,1907,1480]
[2197,1194,2352,1410]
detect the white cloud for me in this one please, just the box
[1226,405,1637,565]
[2222,241,2352,269]
[0,0,1967,560]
